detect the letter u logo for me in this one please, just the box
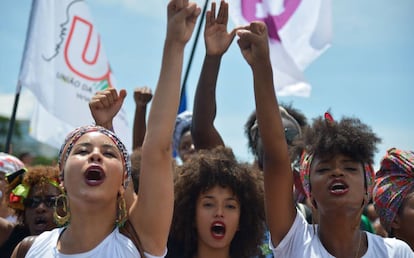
[64,16,111,82]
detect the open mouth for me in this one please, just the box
[34,216,47,225]
[84,166,105,186]
[211,221,226,239]
[329,181,349,195]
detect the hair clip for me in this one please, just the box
[6,168,27,189]
[324,111,334,125]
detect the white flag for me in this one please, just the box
[230,0,332,97]
[19,0,131,150]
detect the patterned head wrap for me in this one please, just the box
[58,125,131,188]
[373,148,414,233]
[0,152,25,175]
[299,151,375,200]
[173,111,193,158]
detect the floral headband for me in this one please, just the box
[58,125,131,188]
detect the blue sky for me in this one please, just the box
[0,0,413,168]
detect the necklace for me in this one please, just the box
[354,231,362,258]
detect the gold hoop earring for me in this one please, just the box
[54,193,70,227]
[116,194,127,228]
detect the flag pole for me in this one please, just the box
[5,0,37,153]
[5,83,22,153]
[179,0,209,113]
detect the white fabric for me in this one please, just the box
[229,0,332,97]
[270,209,414,257]
[19,0,131,151]
[26,227,167,258]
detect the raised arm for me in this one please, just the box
[130,0,200,255]
[191,1,236,149]
[132,86,153,150]
[88,87,127,131]
[237,22,296,247]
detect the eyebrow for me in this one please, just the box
[76,142,116,148]
[201,195,239,202]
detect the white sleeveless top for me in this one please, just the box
[26,227,166,258]
[270,209,414,258]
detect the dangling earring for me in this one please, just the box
[115,194,127,228]
[54,193,70,227]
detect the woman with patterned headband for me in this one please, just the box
[12,1,201,257]
[373,148,414,251]
[0,165,61,258]
[242,20,413,257]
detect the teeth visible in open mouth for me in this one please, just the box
[331,183,346,191]
[211,223,225,235]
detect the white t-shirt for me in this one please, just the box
[26,227,167,258]
[270,209,414,258]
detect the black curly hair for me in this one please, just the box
[169,146,265,258]
[293,114,381,164]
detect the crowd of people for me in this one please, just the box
[1,1,413,257]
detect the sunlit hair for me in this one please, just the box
[170,146,265,258]
[294,115,380,165]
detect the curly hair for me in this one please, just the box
[169,146,265,258]
[8,165,61,221]
[293,114,381,164]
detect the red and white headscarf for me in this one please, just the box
[0,152,24,175]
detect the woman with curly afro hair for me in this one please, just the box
[167,146,265,258]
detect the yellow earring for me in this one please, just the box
[115,194,127,228]
[54,193,70,227]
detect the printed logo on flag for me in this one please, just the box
[20,0,131,151]
[41,0,113,96]
[240,0,301,41]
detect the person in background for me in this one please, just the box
[0,165,61,258]
[0,152,25,222]
[238,19,413,257]
[173,111,196,164]
[373,148,414,251]
[131,86,153,193]
[18,152,34,167]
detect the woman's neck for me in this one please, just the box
[195,242,231,258]
[317,216,367,258]
[57,211,117,254]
